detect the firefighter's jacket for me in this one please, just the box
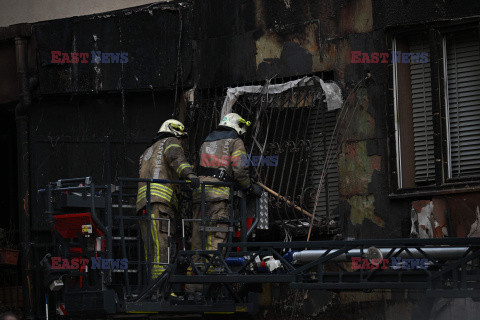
[193,129,250,203]
[136,137,194,212]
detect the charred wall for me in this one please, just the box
[26,3,195,228]
[28,89,175,319]
[27,0,413,240]
[33,4,194,93]
[193,0,374,87]
[189,0,411,239]
[29,92,176,230]
[373,0,480,29]
[190,0,480,240]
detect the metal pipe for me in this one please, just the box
[121,89,128,175]
[106,184,113,261]
[292,247,470,263]
[15,36,34,320]
[201,183,205,251]
[88,184,108,236]
[56,177,92,185]
[173,7,183,115]
[118,182,130,294]
[226,184,234,256]
[257,182,313,218]
[119,177,232,187]
[246,196,259,238]
[146,182,152,282]
[241,195,247,252]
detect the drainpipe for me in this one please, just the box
[173,6,183,116]
[15,36,34,320]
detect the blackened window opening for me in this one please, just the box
[186,74,340,236]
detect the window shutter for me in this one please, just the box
[409,37,435,183]
[446,32,480,178]
[307,108,339,219]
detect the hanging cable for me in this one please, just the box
[307,76,369,241]
[173,7,183,117]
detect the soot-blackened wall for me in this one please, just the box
[29,92,176,230]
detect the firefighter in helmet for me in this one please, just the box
[136,119,199,280]
[190,113,262,268]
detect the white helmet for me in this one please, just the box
[158,119,188,138]
[218,113,251,135]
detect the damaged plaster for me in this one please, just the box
[337,86,384,228]
[337,88,377,195]
[467,206,480,237]
[255,22,320,70]
[410,197,480,239]
[348,194,385,227]
[338,141,380,195]
[410,200,436,238]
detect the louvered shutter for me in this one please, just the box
[445,32,480,178]
[307,107,339,219]
[409,37,435,183]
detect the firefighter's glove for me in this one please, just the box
[249,183,263,198]
[187,174,200,189]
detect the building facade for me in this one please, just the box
[0,0,479,318]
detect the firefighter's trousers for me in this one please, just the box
[191,201,230,254]
[186,201,230,292]
[139,203,174,281]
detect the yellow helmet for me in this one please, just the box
[218,113,251,135]
[158,119,188,138]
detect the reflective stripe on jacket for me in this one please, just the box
[136,137,194,212]
[136,183,178,208]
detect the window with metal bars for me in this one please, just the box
[185,75,340,235]
[393,27,480,190]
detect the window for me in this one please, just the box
[409,36,435,184]
[393,27,480,191]
[186,75,340,233]
[444,31,480,179]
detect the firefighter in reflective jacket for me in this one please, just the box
[191,113,262,264]
[136,119,199,280]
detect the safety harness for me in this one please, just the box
[198,166,233,182]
